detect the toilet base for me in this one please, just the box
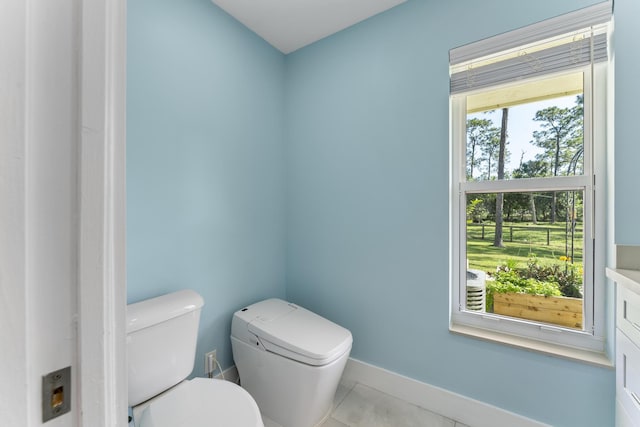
[232,337,350,427]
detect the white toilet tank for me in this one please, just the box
[127,290,204,407]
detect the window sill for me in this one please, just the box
[450,323,613,368]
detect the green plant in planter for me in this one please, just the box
[522,255,583,298]
[486,267,561,312]
[485,256,584,311]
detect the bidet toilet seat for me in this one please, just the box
[135,378,262,427]
[232,298,352,366]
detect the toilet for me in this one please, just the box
[231,298,353,427]
[127,290,263,427]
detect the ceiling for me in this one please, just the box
[211,0,407,54]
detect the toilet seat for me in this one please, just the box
[135,378,263,427]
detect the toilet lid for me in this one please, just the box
[137,378,263,427]
[245,299,353,366]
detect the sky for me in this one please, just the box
[468,94,579,175]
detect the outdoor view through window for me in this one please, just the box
[464,74,585,330]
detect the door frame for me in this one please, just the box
[78,0,128,425]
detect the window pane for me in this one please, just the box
[466,74,584,182]
[465,190,584,330]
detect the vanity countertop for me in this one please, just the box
[606,267,640,296]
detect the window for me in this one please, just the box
[449,4,611,359]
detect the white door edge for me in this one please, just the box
[78,0,128,425]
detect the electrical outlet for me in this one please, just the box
[205,350,217,376]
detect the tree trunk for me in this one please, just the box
[494,108,508,248]
[529,194,537,224]
[550,136,561,224]
[470,140,476,179]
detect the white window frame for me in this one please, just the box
[449,36,610,363]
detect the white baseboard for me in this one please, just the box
[341,358,550,427]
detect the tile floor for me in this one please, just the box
[262,382,470,427]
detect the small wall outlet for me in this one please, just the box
[205,350,217,376]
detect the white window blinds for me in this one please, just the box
[449,1,612,94]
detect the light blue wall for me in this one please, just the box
[127,0,286,377]
[128,0,623,425]
[285,1,614,426]
[614,0,640,244]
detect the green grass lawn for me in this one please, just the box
[466,221,583,273]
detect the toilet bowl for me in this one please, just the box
[127,290,263,427]
[231,298,352,427]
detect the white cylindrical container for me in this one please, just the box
[466,269,486,312]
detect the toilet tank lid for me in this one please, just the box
[233,298,352,366]
[127,290,204,334]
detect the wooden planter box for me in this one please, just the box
[493,292,583,329]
